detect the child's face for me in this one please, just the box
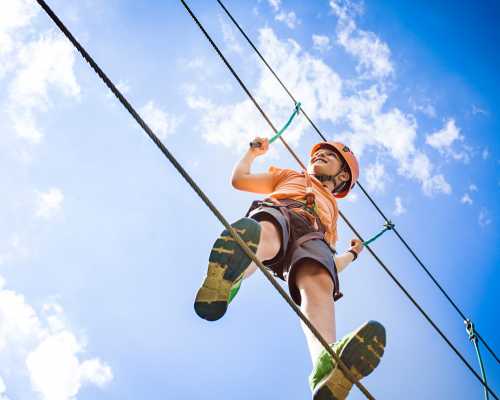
[308,147,345,176]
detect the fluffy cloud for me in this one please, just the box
[35,188,64,220]
[139,101,179,140]
[461,193,472,205]
[275,11,300,29]
[312,34,332,52]
[267,0,300,29]
[27,333,112,400]
[0,277,112,399]
[426,119,462,149]
[6,31,80,144]
[365,162,385,192]
[393,196,406,216]
[0,0,38,68]
[0,376,10,400]
[187,11,452,196]
[220,17,243,54]
[188,28,343,151]
[267,0,281,12]
[330,0,393,79]
[478,208,492,227]
[426,119,470,162]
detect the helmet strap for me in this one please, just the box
[314,168,346,193]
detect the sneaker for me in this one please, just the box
[309,320,386,399]
[194,218,260,321]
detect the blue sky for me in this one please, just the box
[0,0,499,399]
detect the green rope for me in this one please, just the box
[269,102,301,143]
[466,320,490,400]
[363,221,395,246]
[249,102,301,148]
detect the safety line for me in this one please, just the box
[217,0,499,365]
[466,320,490,400]
[181,1,498,397]
[34,1,375,399]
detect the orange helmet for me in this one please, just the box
[310,141,359,198]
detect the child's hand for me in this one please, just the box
[350,238,364,255]
[249,137,269,156]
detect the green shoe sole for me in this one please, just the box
[313,321,386,400]
[194,218,260,321]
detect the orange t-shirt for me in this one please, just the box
[266,166,339,246]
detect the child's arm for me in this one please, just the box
[335,238,364,273]
[231,137,275,194]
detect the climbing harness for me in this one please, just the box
[250,102,301,148]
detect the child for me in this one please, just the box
[194,137,386,399]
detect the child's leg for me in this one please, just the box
[194,218,281,321]
[243,220,282,278]
[294,261,336,364]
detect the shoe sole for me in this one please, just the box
[194,218,260,321]
[313,320,386,400]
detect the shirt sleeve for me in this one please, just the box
[267,166,295,190]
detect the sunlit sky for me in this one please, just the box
[0,0,499,399]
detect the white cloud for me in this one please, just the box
[275,11,300,29]
[482,147,490,160]
[35,188,64,220]
[330,0,393,79]
[139,101,179,140]
[187,28,343,151]
[426,119,471,163]
[0,277,112,399]
[393,196,406,216]
[0,376,10,400]
[409,97,436,118]
[312,34,332,52]
[268,0,281,11]
[6,30,80,144]
[266,0,300,29]
[187,26,452,196]
[460,193,472,205]
[219,17,243,54]
[397,152,452,196]
[0,0,38,68]
[365,162,385,192]
[26,333,112,400]
[469,184,478,192]
[426,119,462,149]
[478,208,492,227]
[80,359,113,387]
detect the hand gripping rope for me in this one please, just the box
[249,102,302,148]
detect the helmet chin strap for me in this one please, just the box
[313,169,345,193]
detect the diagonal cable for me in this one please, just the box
[34,0,375,399]
[216,0,499,365]
[179,0,498,397]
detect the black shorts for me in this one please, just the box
[246,201,342,305]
